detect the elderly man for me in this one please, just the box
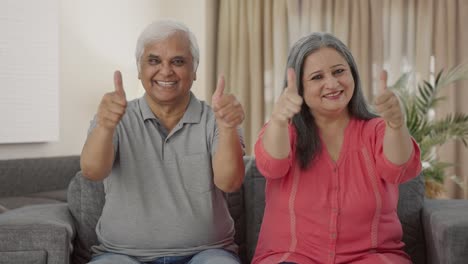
[80,20,245,264]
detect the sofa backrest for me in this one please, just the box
[67,156,426,264]
[0,156,80,198]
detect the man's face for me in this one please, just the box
[138,32,196,106]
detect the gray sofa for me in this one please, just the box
[0,156,80,213]
[0,156,468,264]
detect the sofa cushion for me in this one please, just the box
[0,196,63,211]
[0,204,7,213]
[29,189,68,202]
[0,204,74,264]
[0,250,47,264]
[227,186,246,263]
[242,157,265,262]
[0,188,67,211]
[67,172,104,264]
[423,199,468,264]
[398,174,426,264]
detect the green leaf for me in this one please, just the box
[397,63,468,189]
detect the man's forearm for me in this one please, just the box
[213,128,244,193]
[80,126,115,181]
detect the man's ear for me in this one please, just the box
[193,72,197,81]
[138,71,141,80]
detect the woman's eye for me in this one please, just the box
[334,69,345,75]
[311,75,322,80]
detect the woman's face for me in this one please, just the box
[301,47,355,118]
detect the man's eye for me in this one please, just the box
[149,58,160,64]
[173,59,185,66]
[311,75,322,80]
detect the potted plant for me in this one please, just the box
[391,64,468,198]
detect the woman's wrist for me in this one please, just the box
[386,120,404,130]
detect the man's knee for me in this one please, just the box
[189,249,240,264]
[88,253,140,264]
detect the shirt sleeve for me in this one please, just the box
[254,122,295,179]
[372,118,422,184]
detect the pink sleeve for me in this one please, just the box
[372,118,422,184]
[254,123,295,179]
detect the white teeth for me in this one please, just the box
[325,91,341,97]
[156,81,176,87]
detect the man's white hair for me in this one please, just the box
[135,19,200,73]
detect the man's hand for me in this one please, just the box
[270,68,303,126]
[212,75,245,129]
[374,70,405,129]
[96,71,128,131]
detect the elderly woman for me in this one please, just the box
[253,33,421,264]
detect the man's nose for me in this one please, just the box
[159,62,174,75]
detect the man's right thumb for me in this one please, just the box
[114,70,126,97]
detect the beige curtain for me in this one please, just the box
[214,0,289,154]
[214,0,381,153]
[213,0,468,198]
[382,0,468,198]
[432,0,468,199]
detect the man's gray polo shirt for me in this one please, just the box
[89,93,242,261]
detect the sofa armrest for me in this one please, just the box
[422,199,468,264]
[0,203,75,264]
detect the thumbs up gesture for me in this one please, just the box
[212,75,245,129]
[271,68,303,126]
[96,71,128,131]
[374,70,404,129]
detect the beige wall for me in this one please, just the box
[0,0,210,159]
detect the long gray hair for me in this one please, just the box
[286,32,378,169]
[135,19,200,73]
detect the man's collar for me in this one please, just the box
[139,92,202,124]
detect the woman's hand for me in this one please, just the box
[271,68,303,126]
[374,70,404,129]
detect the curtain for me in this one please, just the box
[213,0,468,198]
[432,0,468,198]
[214,0,289,154]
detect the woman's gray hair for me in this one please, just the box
[135,19,200,73]
[286,32,377,169]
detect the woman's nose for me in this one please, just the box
[324,76,339,88]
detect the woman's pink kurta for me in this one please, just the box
[252,118,422,264]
